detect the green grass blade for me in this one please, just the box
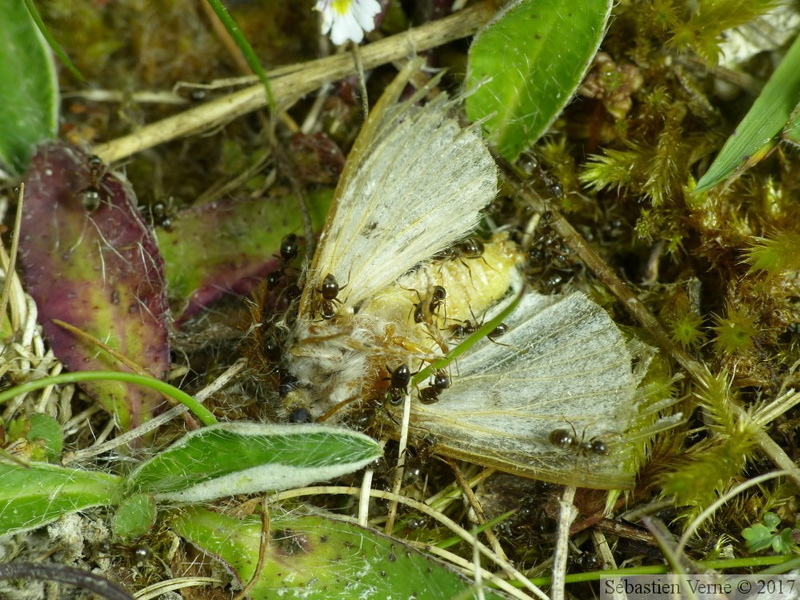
[695,34,800,193]
[0,371,217,426]
[0,0,59,175]
[412,288,523,387]
[0,461,123,535]
[127,423,382,502]
[203,0,276,114]
[466,0,612,161]
[22,0,84,82]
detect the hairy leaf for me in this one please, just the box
[19,142,170,431]
[127,423,382,502]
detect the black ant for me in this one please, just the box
[417,369,451,404]
[489,322,508,339]
[451,319,478,338]
[266,233,303,291]
[412,285,447,324]
[319,273,340,319]
[266,269,285,290]
[94,541,153,565]
[280,233,299,262]
[458,237,484,259]
[429,285,446,315]
[450,310,508,341]
[385,364,412,405]
[517,152,565,199]
[78,155,107,211]
[317,273,347,320]
[289,407,313,423]
[433,237,485,262]
[144,198,176,230]
[549,424,610,457]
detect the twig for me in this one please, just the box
[447,458,508,562]
[418,543,525,600]
[0,184,24,331]
[641,516,698,600]
[233,495,271,600]
[358,468,374,527]
[0,563,133,600]
[385,391,412,534]
[551,486,577,600]
[92,1,496,162]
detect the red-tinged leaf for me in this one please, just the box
[19,141,169,431]
[158,191,330,324]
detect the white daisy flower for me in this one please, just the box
[315,0,381,45]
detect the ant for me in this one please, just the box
[289,407,313,423]
[429,285,446,315]
[318,273,342,319]
[417,369,451,405]
[458,237,484,259]
[280,233,299,262]
[94,541,153,565]
[78,155,108,212]
[433,237,486,262]
[385,364,412,405]
[450,310,508,341]
[412,285,447,325]
[266,233,303,292]
[517,152,565,199]
[148,198,176,231]
[549,423,610,457]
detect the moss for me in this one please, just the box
[712,305,759,357]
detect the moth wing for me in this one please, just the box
[300,64,496,314]
[409,291,643,489]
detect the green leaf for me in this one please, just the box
[763,512,781,529]
[0,461,123,535]
[781,103,800,146]
[741,513,794,554]
[695,34,800,193]
[22,0,84,82]
[27,413,63,462]
[126,423,382,502]
[112,494,157,542]
[5,413,63,462]
[742,523,774,552]
[0,0,59,175]
[773,528,795,554]
[170,507,511,600]
[466,0,612,161]
[158,190,330,321]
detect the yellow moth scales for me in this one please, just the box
[277,64,675,490]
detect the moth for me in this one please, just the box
[270,60,675,490]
